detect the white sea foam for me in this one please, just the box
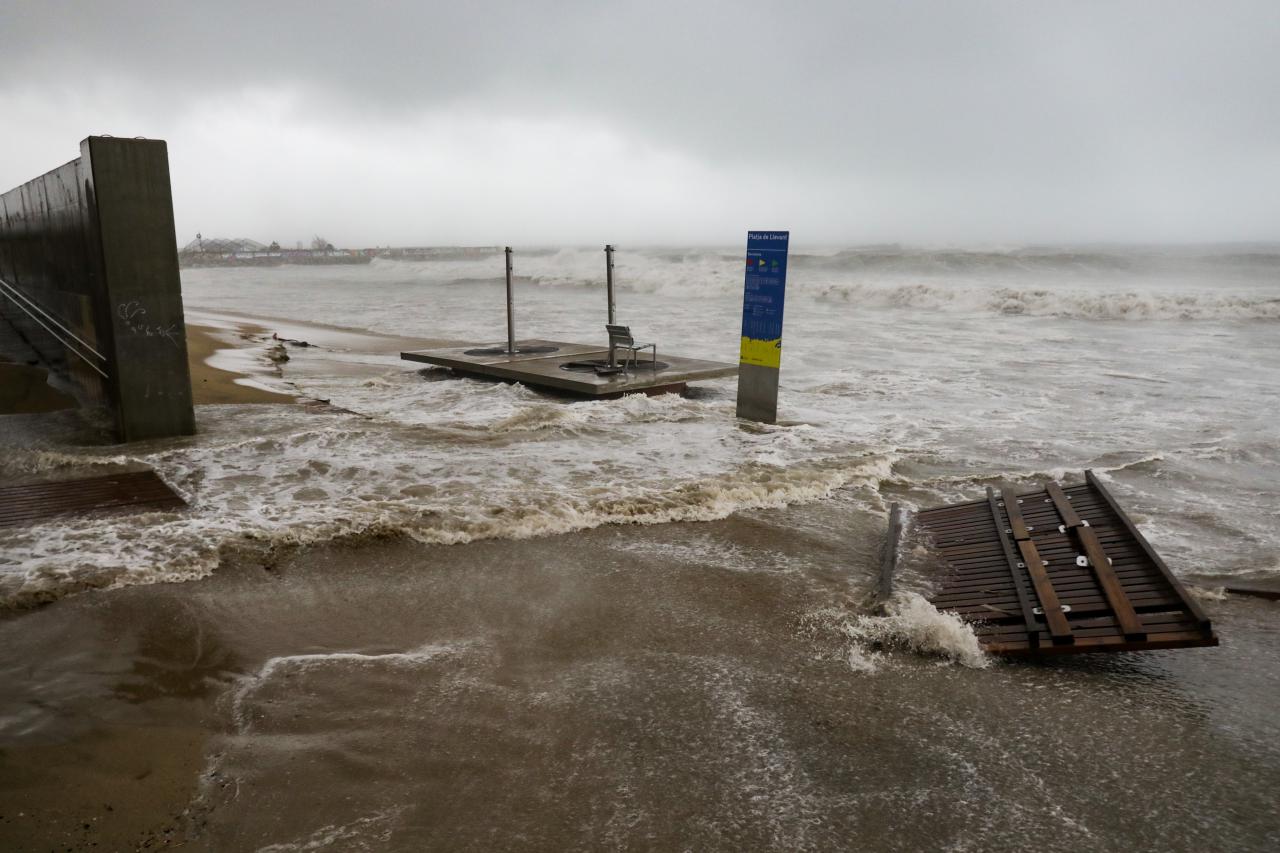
[842,593,989,669]
[0,387,895,605]
[254,808,405,853]
[904,453,1167,507]
[230,643,463,731]
[844,645,883,674]
[811,280,1280,321]
[1187,585,1231,603]
[0,449,139,479]
[506,249,1280,321]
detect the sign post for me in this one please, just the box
[504,246,516,355]
[604,244,616,325]
[735,230,789,423]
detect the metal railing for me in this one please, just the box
[0,276,110,379]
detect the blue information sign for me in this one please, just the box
[739,230,790,369]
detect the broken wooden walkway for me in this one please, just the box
[915,470,1217,656]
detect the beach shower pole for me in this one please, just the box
[605,244,616,325]
[504,246,515,354]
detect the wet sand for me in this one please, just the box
[0,724,207,850]
[186,322,296,406]
[183,308,454,398]
[1,507,1277,851]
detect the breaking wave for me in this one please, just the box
[230,643,465,732]
[446,246,1280,321]
[801,594,990,672]
[188,246,1280,331]
[810,280,1280,321]
[841,593,989,669]
[0,450,894,609]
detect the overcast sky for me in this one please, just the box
[2,1,1277,247]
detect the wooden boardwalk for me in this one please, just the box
[0,470,185,527]
[916,471,1217,656]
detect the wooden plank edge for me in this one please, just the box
[983,630,1218,657]
[999,487,1032,540]
[875,502,904,613]
[1085,469,1211,627]
[1223,584,1280,601]
[984,487,1041,649]
[1044,481,1083,528]
[1075,525,1147,640]
[1016,538,1074,644]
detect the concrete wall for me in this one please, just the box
[0,137,194,441]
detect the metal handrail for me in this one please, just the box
[0,276,109,378]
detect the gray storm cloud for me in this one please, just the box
[2,0,1277,246]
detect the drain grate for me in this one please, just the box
[0,470,186,527]
[560,359,670,373]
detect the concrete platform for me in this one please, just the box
[401,339,737,397]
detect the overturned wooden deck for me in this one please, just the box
[916,470,1217,656]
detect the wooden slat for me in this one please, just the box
[979,610,1198,637]
[936,553,1154,577]
[984,631,1217,656]
[937,582,1181,605]
[948,597,1181,616]
[1016,538,1073,644]
[1045,482,1083,530]
[999,487,1031,540]
[985,487,1040,649]
[1074,525,1145,640]
[936,584,1181,607]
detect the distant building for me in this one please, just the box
[177,235,369,268]
[179,236,270,257]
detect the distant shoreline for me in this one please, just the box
[179,254,371,269]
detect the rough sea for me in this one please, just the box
[4,245,1278,602]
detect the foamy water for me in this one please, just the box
[2,245,1278,606]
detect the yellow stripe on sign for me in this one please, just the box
[739,336,782,368]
